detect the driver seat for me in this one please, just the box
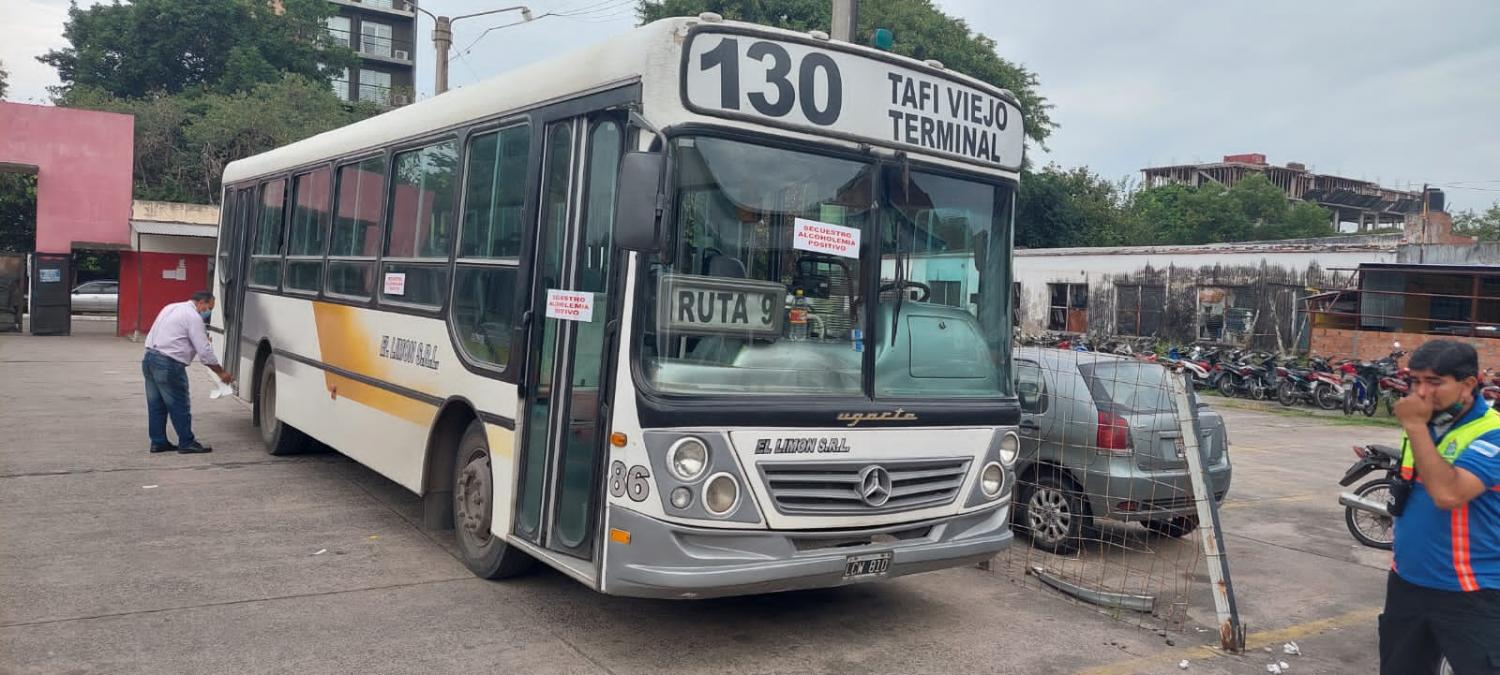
[688,254,750,363]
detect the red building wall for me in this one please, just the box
[0,102,135,254]
[118,253,211,336]
[1311,328,1500,369]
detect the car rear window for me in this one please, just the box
[1078,361,1176,413]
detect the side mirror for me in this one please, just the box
[614,151,664,252]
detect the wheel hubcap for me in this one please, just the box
[1027,487,1072,543]
[455,453,493,547]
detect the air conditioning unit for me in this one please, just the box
[392,49,409,61]
[391,94,411,106]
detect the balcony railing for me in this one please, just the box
[325,28,415,62]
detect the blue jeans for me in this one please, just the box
[143,350,195,447]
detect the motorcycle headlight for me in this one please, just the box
[667,437,709,482]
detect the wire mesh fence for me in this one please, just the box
[989,345,1238,639]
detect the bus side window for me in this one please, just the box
[249,178,287,289]
[382,140,458,308]
[452,125,529,368]
[327,156,387,299]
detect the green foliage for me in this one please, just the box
[0,174,38,253]
[1016,165,1129,248]
[62,76,381,204]
[39,0,356,99]
[0,59,9,99]
[1453,204,1500,241]
[636,0,1055,146]
[1017,168,1335,248]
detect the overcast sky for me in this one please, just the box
[4,0,1498,211]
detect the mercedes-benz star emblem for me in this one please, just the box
[857,465,893,507]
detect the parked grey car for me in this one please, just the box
[1012,347,1232,553]
[71,280,118,314]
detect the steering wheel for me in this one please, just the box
[880,280,931,302]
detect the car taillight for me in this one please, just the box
[1097,411,1133,454]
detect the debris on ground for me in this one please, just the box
[1178,659,1190,670]
[312,549,327,556]
[1266,664,1283,674]
[141,485,158,489]
[1283,642,1301,656]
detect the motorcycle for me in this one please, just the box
[1276,356,1343,410]
[1338,443,1403,549]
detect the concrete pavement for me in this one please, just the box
[1,321,1394,674]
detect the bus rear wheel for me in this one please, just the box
[453,420,534,579]
[257,357,309,456]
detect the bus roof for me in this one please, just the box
[222,16,1024,186]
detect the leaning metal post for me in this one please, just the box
[1172,372,1246,652]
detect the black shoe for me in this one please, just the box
[177,442,213,454]
[150,442,178,453]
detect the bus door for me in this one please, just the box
[515,111,628,562]
[219,187,255,382]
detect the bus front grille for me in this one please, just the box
[758,458,971,515]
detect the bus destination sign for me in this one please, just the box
[683,30,1024,170]
[657,273,785,338]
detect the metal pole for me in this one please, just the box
[1172,372,1245,653]
[433,15,453,95]
[831,0,857,42]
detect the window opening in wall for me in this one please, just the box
[1047,282,1087,332]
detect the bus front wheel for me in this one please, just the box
[453,420,534,579]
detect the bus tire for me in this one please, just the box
[453,420,534,579]
[257,356,309,456]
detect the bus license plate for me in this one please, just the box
[844,552,892,580]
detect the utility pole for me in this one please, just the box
[411,3,534,95]
[831,0,857,42]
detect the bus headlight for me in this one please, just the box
[667,437,709,482]
[704,473,739,515]
[980,462,1005,498]
[999,431,1020,465]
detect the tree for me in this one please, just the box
[39,0,356,99]
[0,174,38,253]
[1453,204,1500,241]
[637,0,1055,146]
[63,76,381,204]
[1015,165,1131,248]
[0,59,9,99]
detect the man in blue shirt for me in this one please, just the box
[1381,340,1500,674]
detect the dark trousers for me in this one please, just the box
[1381,571,1500,674]
[142,350,195,448]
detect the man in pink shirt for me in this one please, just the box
[142,291,233,454]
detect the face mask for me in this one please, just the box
[1431,399,1468,426]
[200,309,212,321]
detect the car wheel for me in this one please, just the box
[453,420,534,579]
[1014,471,1087,554]
[258,356,309,456]
[1144,515,1199,538]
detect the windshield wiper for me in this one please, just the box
[889,155,911,346]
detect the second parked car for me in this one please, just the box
[1012,347,1232,553]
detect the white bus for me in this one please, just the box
[211,15,1025,598]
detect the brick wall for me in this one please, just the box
[1311,328,1500,368]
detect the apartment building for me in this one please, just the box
[325,0,417,106]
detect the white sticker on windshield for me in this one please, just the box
[793,218,861,259]
[546,289,594,322]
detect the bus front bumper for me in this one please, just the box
[601,502,1012,599]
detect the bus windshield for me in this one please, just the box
[640,135,1013,398]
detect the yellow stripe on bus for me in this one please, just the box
[312,301,437,426]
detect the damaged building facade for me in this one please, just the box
[1012,210,1498,354]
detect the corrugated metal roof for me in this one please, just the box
[130,220,218,238]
